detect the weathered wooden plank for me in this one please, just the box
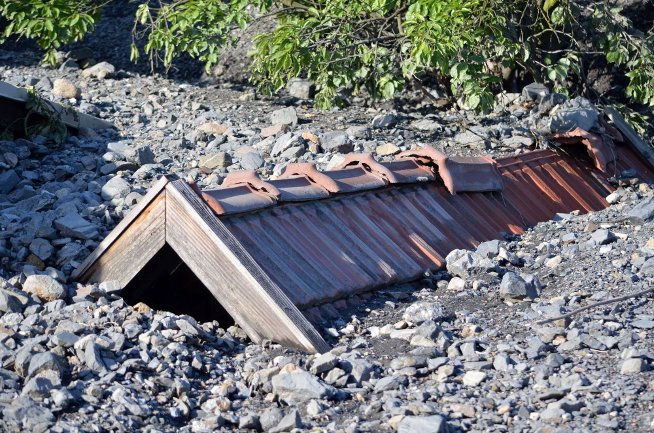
[605,107,654,168]
[72,176,171,281]
[74,189,167,287]
[165,180,329,353]
[0,81,113,130]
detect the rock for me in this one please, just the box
[454,131,484,146]
[502,136,534,148]
[29,238,54,261]
[493,353,512,371]
[500,272,538,300]
[52,78,80,98]
[260,123,288,138]
[27,352,66,381]
[376,142,401,156]
[0,169,20,194]
[346,125,371,139]
[270,107,298,126]
[200,152,232,169]
[83,341,107,374]
[287,78,315,99]
[372,113,398,129]
[270,409,303,433]
[522,83,549,103]
[238,414,261,431]
[447,277,466,291]
[240,152,264,169]
[398,415,448,433]
[550,97,599,132]
[310,353,338,375]
[628,196,654,223]
[403,302,445,324]
[82,61,115,79]
[476,240,501,258]
[445,249,494,278]
[260,408,285,431]
[590,229,616,245]
[101,176,131,200]
[22,274,66,302]
[198,122,229,135]
[321,131,352,153]
[0,288,24,313]
[374,375,408,392]
[271,364,331,405]
[54,212,98,240]
[271,133,303,157]
[462,370,487,386]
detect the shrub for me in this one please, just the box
[1,0,653,116]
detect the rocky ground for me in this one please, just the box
[0,23,653,433]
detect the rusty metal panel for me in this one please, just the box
[196,143,654,312]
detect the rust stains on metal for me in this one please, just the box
[73,116,654,353]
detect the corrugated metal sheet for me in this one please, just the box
[197,136,654,316]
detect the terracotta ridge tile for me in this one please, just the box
[552,127,616,171]
[222,170,282,198]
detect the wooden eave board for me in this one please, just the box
[0,81,113,130]
[72,176,171,282]
[164,180,329,353]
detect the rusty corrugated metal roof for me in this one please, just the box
[196,133,654,317]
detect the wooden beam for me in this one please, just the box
[72,176,171,283]
[604,107,654,168]
[165,180,329,353]
[0,81,113,130]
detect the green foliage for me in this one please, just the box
[1,0,653,115]
[130,0,257,73]
[0,0,103,66]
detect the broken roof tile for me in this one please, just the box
[222,170,281,198]
[552,127,616,171]
[337,152,435,184]
[398,146,503,194]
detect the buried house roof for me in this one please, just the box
[0,81,113,132]
[72,108,654,353]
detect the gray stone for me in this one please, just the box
[271,133,304,157]
[238,414,261,431]
[493,353,512,371]
[374,375,408,392]
[54,212,98,239]
[271,364,331,404]
[287,78,315,99]
[628,196,654,223]
[372,113,398,129]
[590,229,616,245]
[101,176,131,200]
[2,397,55,430]
[240,152,264,169]
[0,169,20,194]
[22,375,58,399]
[29,238,54,261]
[403,302,445,324]
[446,249,494,278]
[476,240,501,258]
[82,61,115,79]
[310,352,338,375]
[260,407,285,431]
[522,83,550,102]
[550,97,599,132]
[462,370,487,386]
[398,415,447,433]
[23,274,66,302]
[0,288,24,313]
[27,352,66,381]
[270,409,302,433]
[620,358,645,374]
[83,341,107,373]
[321,131,352,153]
[500,272,537,300]
[270,107,298,126]
[200,152,232,169]
[345,125,371,139]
